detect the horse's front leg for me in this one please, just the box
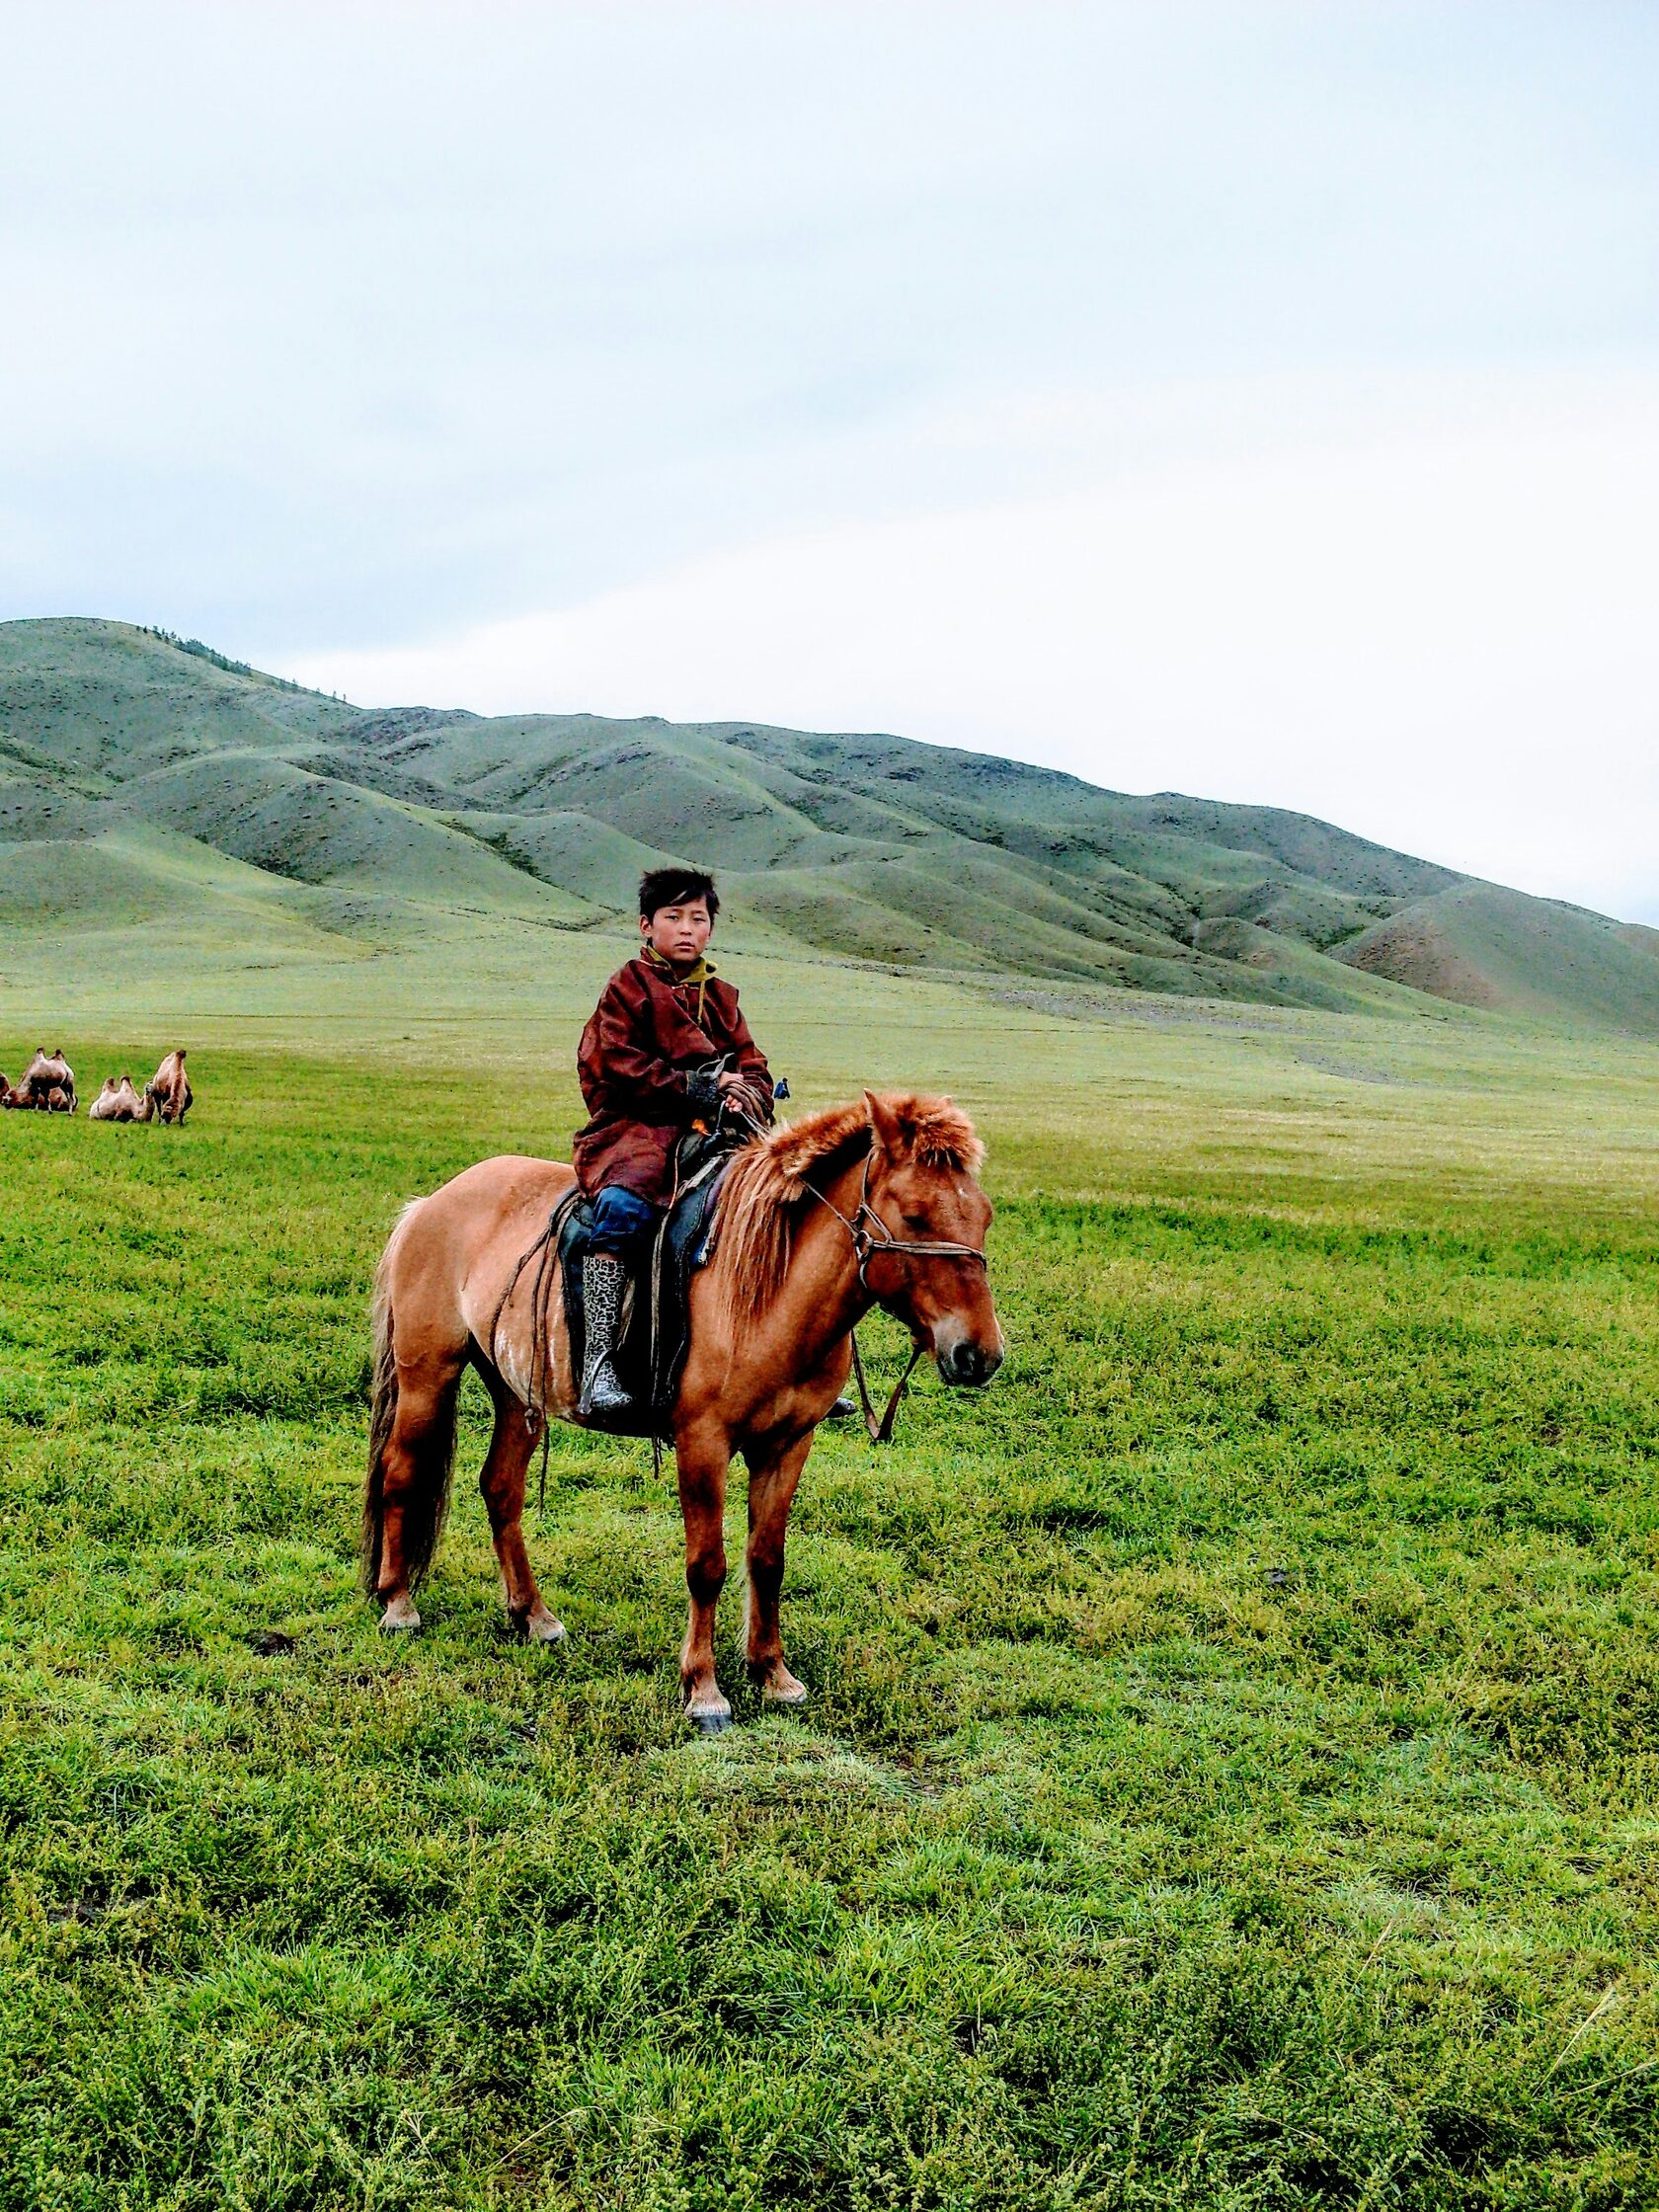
[744,1429,815,1706]
[675,1430,733,1732]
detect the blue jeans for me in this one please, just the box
[588,1184,663,1257]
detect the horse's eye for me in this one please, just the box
[902,1212,930,1232]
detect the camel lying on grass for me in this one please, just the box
[89,1075,146,1122]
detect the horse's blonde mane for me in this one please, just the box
[711,1093,984,1328]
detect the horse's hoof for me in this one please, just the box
[686,1701,733,1736]
[379,1597,422,1633]
[526,1612,566,1645]
[761,1676,809,1708]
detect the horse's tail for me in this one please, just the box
[360,1201,456,1599]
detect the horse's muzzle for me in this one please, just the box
[936,1338,1002,1387]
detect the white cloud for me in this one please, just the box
[5,2,1656,653]
[293,369,1659,919]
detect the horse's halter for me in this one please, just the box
[724,1096,988,1293]
[723,1100,990,1440]
[800,1143,990,1444]
[817,1146,989,1297]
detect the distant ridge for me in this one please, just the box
[3,615,1654,1034]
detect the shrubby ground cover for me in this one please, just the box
[2,997,1657,2210]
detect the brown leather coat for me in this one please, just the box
[573,955,773,1204]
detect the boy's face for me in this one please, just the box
[641,899,713,968]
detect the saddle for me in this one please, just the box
[552,1131,740,1437]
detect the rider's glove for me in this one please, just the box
[685,1067,722,1117]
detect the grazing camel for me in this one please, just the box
[18,1048,77,1112]
[144,1049,193,1125]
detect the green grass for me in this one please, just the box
[4,985,1659,2210]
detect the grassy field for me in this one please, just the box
[3,971,1659,2210]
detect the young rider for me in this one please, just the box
[572,868,773,1418]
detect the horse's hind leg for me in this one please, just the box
[480,1373,565,1643]
[373,1363,463,1631]
[675,1428,734,1732]
[743,1430,814,1706]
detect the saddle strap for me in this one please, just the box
[848,1327,927,1446]
[488,1184,585,1425]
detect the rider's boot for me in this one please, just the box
[580,1252,634,1418]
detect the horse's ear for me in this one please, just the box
[863,1090,906,1160]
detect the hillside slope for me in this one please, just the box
[1333,883,1659,1033]
[0,616,1645,1032]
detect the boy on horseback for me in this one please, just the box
[573,867,773,1418]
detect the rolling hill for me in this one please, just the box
[2,614,1653,1035]
[1332,882,1659,1031]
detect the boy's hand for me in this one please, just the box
[717,1073,769,1122]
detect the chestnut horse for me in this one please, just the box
[361,1091,1003,1729]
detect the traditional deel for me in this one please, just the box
[573,951,773,1208]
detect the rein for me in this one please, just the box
[847,1329,925,1446]
[488,1185,582,1506]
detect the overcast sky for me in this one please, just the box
[4,1,1656,915]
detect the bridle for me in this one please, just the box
[811,1146,989,1294]
[725,1097,988,1442]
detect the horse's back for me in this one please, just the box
[393,1153,572,1258]
[386,1154,578,1364]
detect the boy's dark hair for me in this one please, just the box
[639,867,719,921]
